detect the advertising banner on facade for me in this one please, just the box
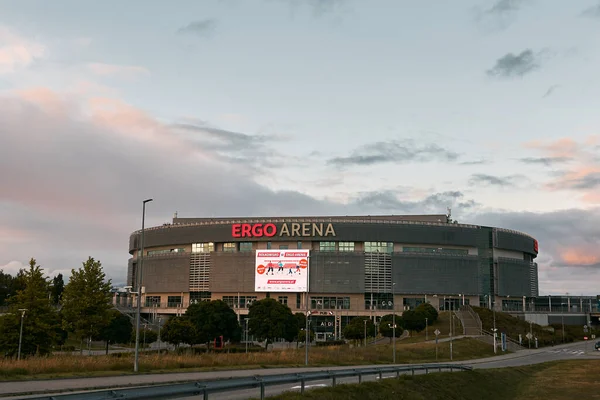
[255,250,310,292]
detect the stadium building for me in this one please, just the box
[122,213,543,341]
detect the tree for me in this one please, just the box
[378,314,404,343]
[0,258,60,357]
[342,317,374,344]
[0,269,26,306]
[247,298,296,349]
[185,300,241,346]
[50,274,65,305]
[401,310,427,335]
[160,316,197,347]
[415,303,438,323]
[61,257,113,354]
[98,310,133,354]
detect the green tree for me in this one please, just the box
[297,328,315,344]
[378,314,404,343]
[185,300,241,347]
[402,310,427,335]
[50,273,65,305]
[160,316,197,347]
[247,298,296,349]
[98,310,133,354]
[415,303,439,323]
[342,317,374,344]
[0,258,60,357]
[0,269,26,306]
[61,257,113,354]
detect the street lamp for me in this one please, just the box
[305,255,311,366]
[134,198,153,373]
[17,308,27,361]
[392,282,397,363]
[363,319,367,348]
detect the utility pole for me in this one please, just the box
[17,309,27,361]
[304,255,310,366]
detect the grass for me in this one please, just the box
[262,360,600,400]
[472,306,596,348]
[396,311,464,344]
[0,338,494,381]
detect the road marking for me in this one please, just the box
[291,384,328,389]
[375,375,396,380]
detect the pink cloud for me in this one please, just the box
[523,137,580,159]
[0,27,45,73]
[558,246,600,266]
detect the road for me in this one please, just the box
[3,341,598,399]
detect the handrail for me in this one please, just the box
[481,329,523,348]
[23,364,473,400]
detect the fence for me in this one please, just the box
[24,364,472,400]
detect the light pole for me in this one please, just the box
[492,298,497,354]
[425,317,428,341]
[304,255,310,366]
[364,319,367,348]
[392,282,396,363]
[134,198,153,373]
[246,318,250,354]
[17,309,27,361]
[449,297,453,361]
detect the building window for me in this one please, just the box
[278,296,288,305]
[145,296,161,307]
[319,242,336,252]
[296,293,301,309]
[402,247,468,255]
[222,295,258,308]
[310,296,350,310]
[403,297,425,310]
[167,296,182,307]
[365,242,393,253]
[189,292,211,304]
[297,241,302,249]
[239,242,253,252]
[338,242,355,252]
[192,242,214,253]
[223,242,236,252]
[147,248,185,256]
[364,293,394,310]
[267,241,272,249]
[279,245,289,250]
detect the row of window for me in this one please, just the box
[147,248,185,256]
[145,295,183,307]
[189,242,469,254]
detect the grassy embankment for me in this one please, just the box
[0,337,493,380]
[263,360,600,400]
[393,311,463,344]
[473,306,596,347]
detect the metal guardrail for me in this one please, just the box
[24,364,472,400]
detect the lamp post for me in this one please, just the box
[492,298,497,354]
[17,308,27,361]
[425,317,428,341]
[304,255,311,366]
[392,282,396,363]
[134,198,153,373]
[364,319,367,348]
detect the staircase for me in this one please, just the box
[454,305,525,352]
[454,305,482,336]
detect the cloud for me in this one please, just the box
[473,0,530,31]
[459,160,489,166]
[486,49,543,78]
[581,3,600,18]
[542,84,560,98]
[468,207,600,294]
[87,63,150,78]
[518,156,572,166]
[0,27,45,74]
[351,190,479,215]
[328,140,460,167]
[177,19,217,37]
[468,173,526,187]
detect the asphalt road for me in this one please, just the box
[4,341,599,400]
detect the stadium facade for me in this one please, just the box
[123,214,542,340]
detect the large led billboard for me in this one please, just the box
[255,250,309,292]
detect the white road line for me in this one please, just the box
[290,384,328,389]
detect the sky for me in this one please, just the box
[1,0,599,295]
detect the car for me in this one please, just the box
[595,341,600,351]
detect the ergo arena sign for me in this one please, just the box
[232,222,336,238]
